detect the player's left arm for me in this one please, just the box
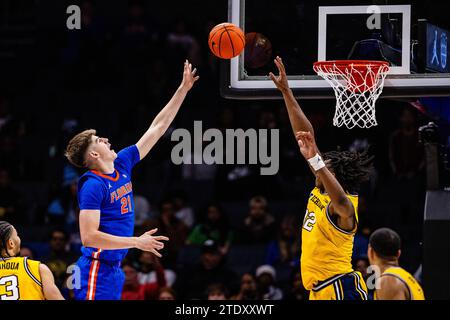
[39,263,65,300]
[296,131,355,230]
[136,60,199,160]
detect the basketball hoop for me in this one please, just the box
[313,60,390,129]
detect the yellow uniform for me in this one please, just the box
[375,267,425,300]
[301,187,367,300]
[0,256,45,300]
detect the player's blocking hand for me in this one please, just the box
[135,228,169,257]
[296,131,318,160]
[180,59,200,92]
[269,56,290,94]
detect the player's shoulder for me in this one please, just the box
[380,271,407,290]
[78,172,106,191]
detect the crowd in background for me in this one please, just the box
[0,0,429,300]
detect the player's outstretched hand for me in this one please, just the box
[135,228,169,258]
[269,56,290,94]
[180,59,200,92]
[296,131,318,160]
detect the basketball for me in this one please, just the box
[208,23,245,59]
[244,32,273,69]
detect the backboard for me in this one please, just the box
[221,0,450,99]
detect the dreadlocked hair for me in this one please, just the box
[0,221,14,259]
[322,149,373,194]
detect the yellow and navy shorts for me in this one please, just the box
[309,271,368,300]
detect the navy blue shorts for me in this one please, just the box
[73,256,124,300]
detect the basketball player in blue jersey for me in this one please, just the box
[64,60,199,300]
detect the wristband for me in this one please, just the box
[308,153,325,171]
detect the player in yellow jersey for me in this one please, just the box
[0,221,64,300]
[270,56,371,300]
[368,228,425,300]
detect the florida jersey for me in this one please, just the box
[77,145,140,262]
[0,257,45,300]
[301,187,359,290]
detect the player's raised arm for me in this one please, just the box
[269,56,315,137]
[296,131,355,225]
[79,210,169,257]
[136,60,199,160]
[39,263,65,300]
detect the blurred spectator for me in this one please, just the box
[230,273,261,300]
[46,180,79,228]
[173,193,195,229]
[166,19,201,67]
[42,229,78,289]
[353,257,370,281]
[207,283,228,300]
[389,107,425,180]
[388,107,425,228]
[122,259,166,300]
[137,251,176,287]
[285,271,308,300]
[175,239,239,299]
[264,214,300,267]
[352,226,371,260]
[134,194,153,228]
[240,196,276,244]
[0,169,20,223]
[145,199,189,267]
[187,204,233,255]
[157,287,177,300]
[255,265,283,300]
[20,246,35,259]
[264,214,300,287]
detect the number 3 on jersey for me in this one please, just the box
[0,275,19,300]
[120,195,132,214]
[303,210,316,232]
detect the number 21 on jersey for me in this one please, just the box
[303,210,316,232]
[120,195,132,214]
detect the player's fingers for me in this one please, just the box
[276,56,286,73]
[150,249,162,258]
[192,68,197,75]
[152,241,164,250]
[153,236,169,241]
[274,59,282,73]
[194,76,200,81]
[145,228,158,236]
[269,72,278,83]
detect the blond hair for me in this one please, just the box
[64,129,96,168]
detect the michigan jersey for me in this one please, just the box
[375,267,425,300]
[301,187,359,291]
[0,257,45,300]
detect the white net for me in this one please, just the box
[314,61,390,129]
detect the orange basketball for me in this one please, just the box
[208,23,245,59]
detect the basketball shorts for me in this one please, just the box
[309,271,368,300]
[73,256,125,300]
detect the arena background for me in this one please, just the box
[1,0,449,300]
